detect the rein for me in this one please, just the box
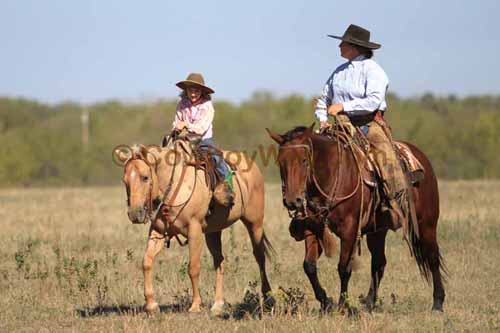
[151,140,199,247]
[279,132,361,216]
[125,141,193,247]
[280,124,370,255]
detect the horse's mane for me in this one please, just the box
[282,126,310,142]
[281,126,334,145]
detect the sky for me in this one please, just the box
[1,0,499,104]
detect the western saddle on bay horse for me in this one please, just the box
[322,115,425,233]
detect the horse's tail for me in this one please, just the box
[261,231,276,261]
[407,219,448,284]
[402,141,448,285]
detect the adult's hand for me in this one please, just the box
[327,103,344,116]
[320,121,331,129]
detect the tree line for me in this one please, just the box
[0,92,499,187]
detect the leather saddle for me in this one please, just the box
[192,147,225,192]
[161,132,225,192]
[351,138,425,188]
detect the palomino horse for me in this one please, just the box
[267,124,446,312]
[113,139,273,315]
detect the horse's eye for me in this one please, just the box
[141,175,149,182]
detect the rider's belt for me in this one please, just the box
[348,110,385,127]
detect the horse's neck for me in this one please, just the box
[310,136,356,189]
[156,146,189,192]
[311,136,340,171]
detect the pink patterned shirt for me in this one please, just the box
[172,97,214,139]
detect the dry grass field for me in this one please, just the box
[1,181,499,332]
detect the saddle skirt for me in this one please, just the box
[352,140,425,188]
[394,142,425,183]
[192,147,236,193]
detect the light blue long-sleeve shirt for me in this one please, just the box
[315,55,389,122]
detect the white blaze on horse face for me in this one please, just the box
[127,162,149,209]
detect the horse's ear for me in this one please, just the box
[309,122,315,131]
[139,145,157,166]
[303,122,316,136]
[112,145,132,166]
[266,128,284,144]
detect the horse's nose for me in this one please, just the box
[284,197,303,210]
[128,207,146,224]
[294,197,303,209]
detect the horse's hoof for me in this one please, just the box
[321,297,335,313]
[338,304,359,317]
[144,302,159,314]
[346,306,360,317]
[359,294,376,311]
[188,304,202,313]
[364,301,376,313]
[263,295,276,313]
[210,302,225,316]
[432,299,444,312]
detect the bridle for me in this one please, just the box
[124,157,157,223]
[278,131,363,220]
[278,142,312,216]
[123,141,195,246]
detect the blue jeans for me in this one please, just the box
[199,138,230,178]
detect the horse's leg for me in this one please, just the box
[363,230,388,310]
[242,218,272,302]
[205,231,225,315]
[303,229,334,311]
[337,220,357,310]
[420,226,446,311]
[187,221,204,313]
[143,228,166,314]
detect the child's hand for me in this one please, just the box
[176,121,187,130]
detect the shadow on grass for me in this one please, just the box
[76,304,185,318]
[77,288,193,317]
[76,301,264,320]
[77,285,364,320]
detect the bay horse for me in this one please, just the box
[113,138,273,315]
[267,124,446,312]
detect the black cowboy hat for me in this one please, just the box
[328,24,381,50]
[176,73,215,94]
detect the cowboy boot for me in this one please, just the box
[378,148,407,229]
[380,190,405,229]
[213,172,235,207]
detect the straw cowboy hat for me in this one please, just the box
[176,73,215,94]
[328,24,381,50]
